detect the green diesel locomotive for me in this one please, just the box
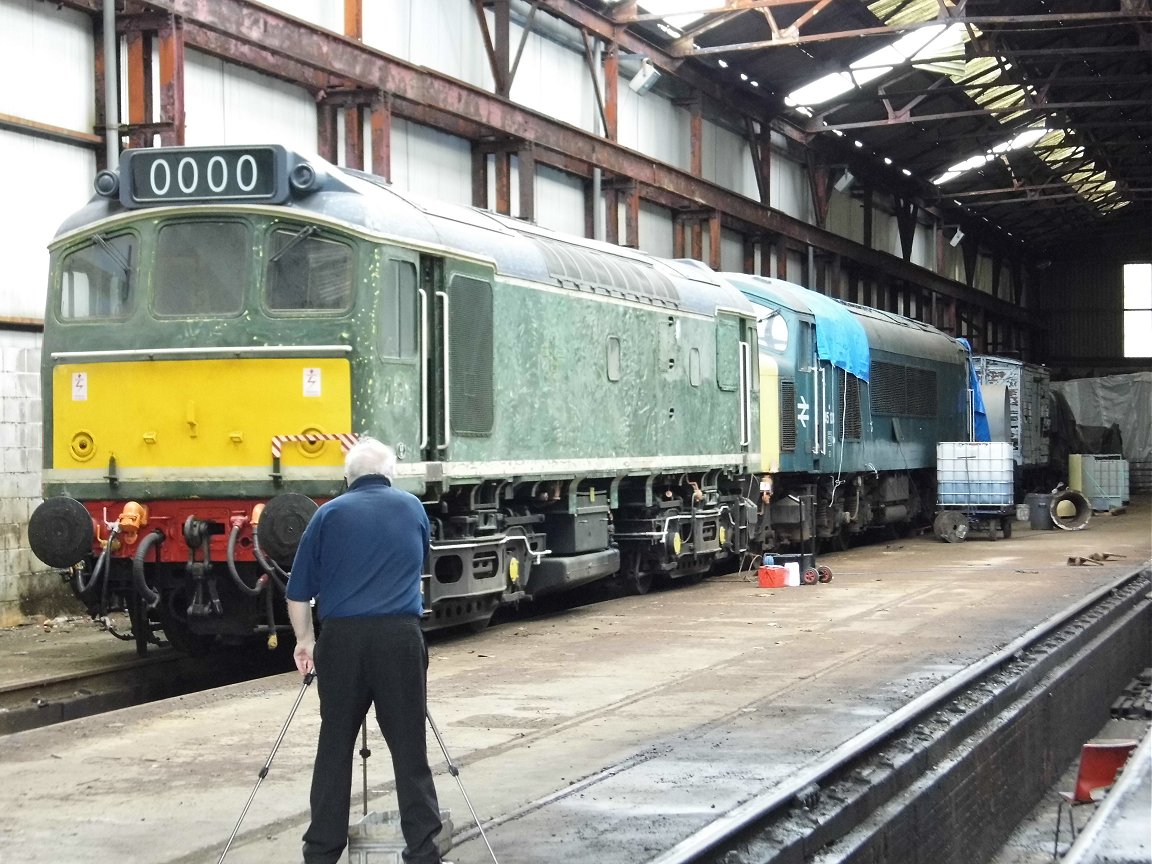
[29,145,973,653]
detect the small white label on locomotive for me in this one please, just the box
[72,372,88,401]
[303,367,322,397]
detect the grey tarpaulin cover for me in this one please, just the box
[1051,372,1152,463]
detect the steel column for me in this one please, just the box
[518,143,536,222]
[370,92,392,180]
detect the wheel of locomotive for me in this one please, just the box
[1000,516,1013,539]
[467,612,495,634]
[623,547,656,596]
[933,511,969,543]
[156,587,212,656]
[630,571,655,595]
[801,568,819,585]
[828,525,851,553]
[817,565,833,583]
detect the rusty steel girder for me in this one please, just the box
[53,0,1030,327]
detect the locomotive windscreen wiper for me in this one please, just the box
[270,225,318,263]
[93,233,132,278]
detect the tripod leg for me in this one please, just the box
[218,672,315,864]
[360,718,371,816]
[427,708,500,864]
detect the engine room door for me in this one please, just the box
[372,250,425,463]
[423,260,496,464]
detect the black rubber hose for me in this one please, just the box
[226,524,267,597]
[75,531,114,596]
[252,530,289,592]
[132,529,164,609]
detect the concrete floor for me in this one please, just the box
[1,500,1149,864]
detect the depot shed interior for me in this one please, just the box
[0,0,1149,624]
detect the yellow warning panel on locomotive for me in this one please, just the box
[52,358,351,469]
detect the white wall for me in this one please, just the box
[0,0,93,131]
[183,52,318,150]
[390,118,474,205]
[1,132,96,320]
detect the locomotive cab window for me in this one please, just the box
[154,221,248,316]
[58,233,137,320]
[756,309,789,354]
[267,226,354,313]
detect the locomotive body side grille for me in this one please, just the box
[870,361,938,417]
[843,373,862,439]
[780,379,797,451]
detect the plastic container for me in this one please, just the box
[1069,454,1129,510]
[1025,492,1054,530]
[347,810,453,864]
[937,442,1015,507]
[757,565,788,588]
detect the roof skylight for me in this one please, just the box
[779,0,1128,217]
[636,0,705,30]
[784,23,965,111]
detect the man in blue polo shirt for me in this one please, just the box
[287,436,447,864]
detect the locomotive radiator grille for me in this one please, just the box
[780,380,797,451]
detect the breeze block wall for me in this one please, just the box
[0,330,66,625]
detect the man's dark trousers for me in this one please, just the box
[303,615,443,864]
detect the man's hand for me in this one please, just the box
[293,636,315,676]
[287,598,316,677]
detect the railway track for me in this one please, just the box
[0,645,292,736]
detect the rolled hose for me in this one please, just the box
[132,529,164,609]
[226,524,269,597]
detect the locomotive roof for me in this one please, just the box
[337,168,756,319]
[56,152,755,321]
[727,273,966,368]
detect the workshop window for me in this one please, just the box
[1124,262,1151,358]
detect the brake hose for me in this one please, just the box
[132,529,164,608]
[226,524,268,597]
